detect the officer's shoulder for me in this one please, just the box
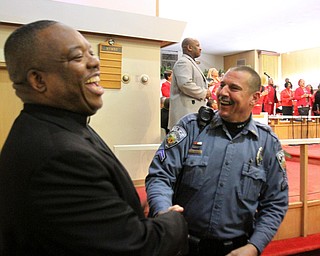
[179,113,199,126]
[254,120,279,140]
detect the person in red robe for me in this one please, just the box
[263,78,277,115]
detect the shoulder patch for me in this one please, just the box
[165,125,187,149]
[276,149,288,191]
[276,150,286,171]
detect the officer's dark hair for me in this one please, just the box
[226,66,261,93]
[4,20,58,84]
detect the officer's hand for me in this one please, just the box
[156,205,184,216]
[226,243,258,256]
[167,204,184,213]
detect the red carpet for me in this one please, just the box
[286,161,320,202]
[283,144,320,165]
[283,145,320,202]
[262,233,320,255]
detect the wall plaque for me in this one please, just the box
[99,40,122,89]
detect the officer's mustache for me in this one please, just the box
[218,96,234,106]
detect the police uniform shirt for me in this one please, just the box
[146,112,289,254]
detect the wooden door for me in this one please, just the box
[259,51,280,85]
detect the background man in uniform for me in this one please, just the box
[146,66,288,256]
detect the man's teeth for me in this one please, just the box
[220,99,232,105]
[218,96,232,105]
[86,77,100,84]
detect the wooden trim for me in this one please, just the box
[0,62,6,69]
[289,201,303,208]
[300,145,308,236]
[156,0,159,17]
[308,200,320,206]
[258,50,280,56]
[133,179,145,187]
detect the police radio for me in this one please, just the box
[198,106,214,131]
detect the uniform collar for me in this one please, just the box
[209,113,260,139]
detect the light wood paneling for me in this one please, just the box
[224,50,256,71]
[0,65,23,150]
[269,119,320,139]
[281,47,320,89]
[308,201,320,234]
[274,202,302,240]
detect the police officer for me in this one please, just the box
[146,66,288,256]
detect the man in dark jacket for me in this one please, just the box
[0,20,188,256]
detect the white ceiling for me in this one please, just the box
[159,0,320,56]
[52,0,320,56]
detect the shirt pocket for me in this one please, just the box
[181,155,209,189]
[239,163,266,202]
[173,155,208,206]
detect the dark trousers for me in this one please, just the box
[186,235,248,256]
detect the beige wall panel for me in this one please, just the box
[282,47,320,90]
[273,203,302,240]
[0,66,23,150]
[308,201,320,234]
[223,51,256,72]
[261,54,279,84]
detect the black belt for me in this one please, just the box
[188,234,248,256]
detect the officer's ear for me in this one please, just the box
[250,91,261,106]
[27,69,47,93]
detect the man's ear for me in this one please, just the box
[27,69,47,92]
[251,91,261,106]
[186,44,193,52]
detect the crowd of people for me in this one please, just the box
[161,68,320,121]
[252,77,320,117]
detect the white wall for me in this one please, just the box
[52,0,156,16]
[86,35,162,180]
[87,37,163,146]
[198,53,224,73]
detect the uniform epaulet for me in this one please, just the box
[255,121,272,132]
[180,113,199,126]
[255,121,279,140]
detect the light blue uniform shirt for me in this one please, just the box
[146,112,288,253]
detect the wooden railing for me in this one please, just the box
[279,138,320,237]
[268,115,320,139]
